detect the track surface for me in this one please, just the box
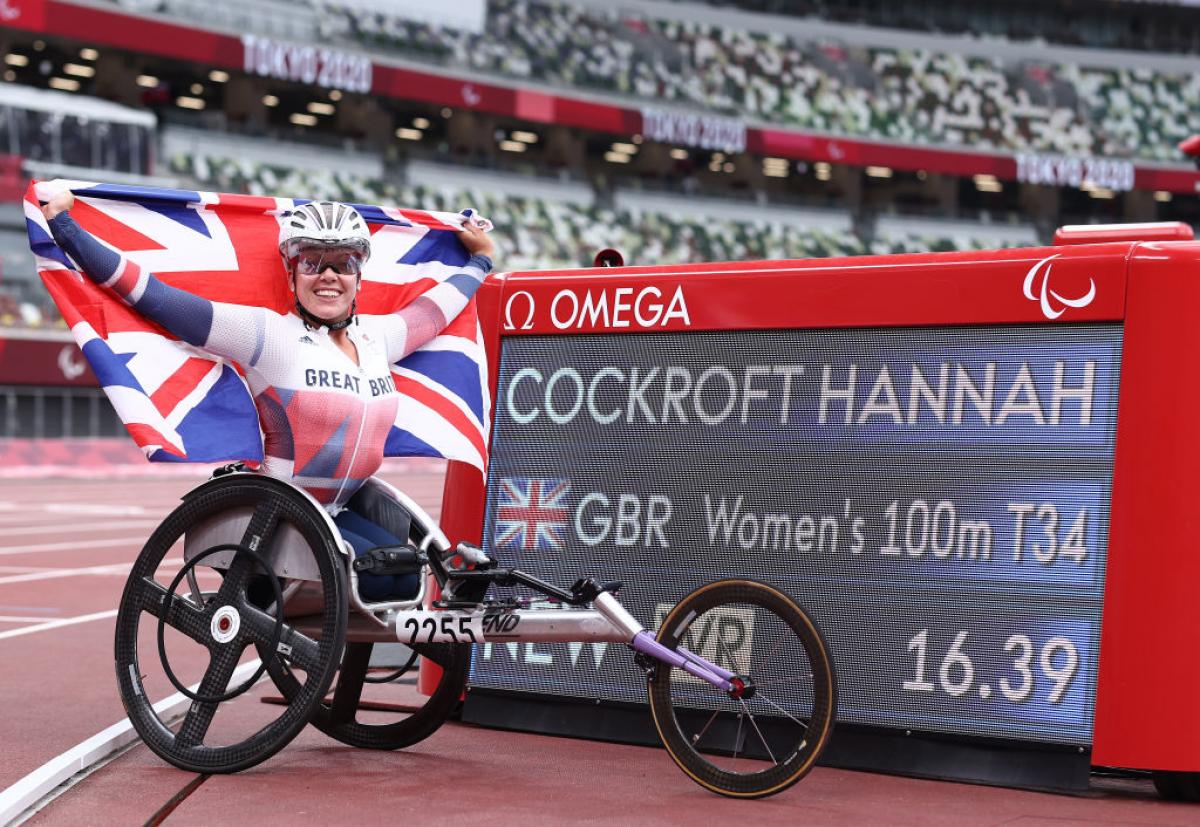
[1,470,1197,825]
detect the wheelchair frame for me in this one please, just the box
[119,469,837,798]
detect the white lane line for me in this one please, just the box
[0,537,146,558]
[0,615,67,623]
[0,515,128,528]
[0,609,119,640]
[0,660,263,825]
[0,521,161,539]
[44,504,154,516]
[0,565,131,586]
[0,502,153,516]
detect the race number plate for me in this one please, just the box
[394,610,485,644]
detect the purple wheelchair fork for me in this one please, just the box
[631,630,736,690]
[591,592,737,691]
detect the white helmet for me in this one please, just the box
[277,201,371,267]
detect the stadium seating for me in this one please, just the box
[166,149,1026,272]
[303,0,1197,162]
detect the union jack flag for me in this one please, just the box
[494,477,570,551]
[23,179,490,470]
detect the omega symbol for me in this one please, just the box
[503,290,536,331]
[1023,254,1096,320]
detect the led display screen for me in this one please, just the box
[471,324,1122,746]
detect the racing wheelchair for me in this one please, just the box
[114,469,837,798]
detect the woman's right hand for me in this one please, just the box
[41,190,75,221]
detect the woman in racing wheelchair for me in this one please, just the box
[42,191,494,603]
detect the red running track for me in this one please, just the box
[0,470,1196,825]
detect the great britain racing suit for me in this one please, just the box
[48,212,491,599]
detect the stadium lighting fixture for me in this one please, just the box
[611,142,637,154]
[500,140,528,153]
[4,54,29,68]
[865,166,893,178]
[63,63,95,78]
[176,96,206,110]
[512,130,539,144]
[208,70,229,83]
[669,148,689,160]
[763,157,789,178]
[79,48,99,61]
[412,117,431,129]
[136,74,159,88]
[1155,190,1173,203]
[307,102,335,115]
[289,112,317,126]
[329,90,342,101]
[49,77,80,92]
[395,127,423,140]
[262,94,279,107]
[973,174,1002,193]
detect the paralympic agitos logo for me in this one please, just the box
[1023,255,1096,320]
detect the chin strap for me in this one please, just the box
[295,298,357,331]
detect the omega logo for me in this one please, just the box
[1023,254,1096,320]
[550,285,690,330]
[503,285,692,331]
[503,290,536,331]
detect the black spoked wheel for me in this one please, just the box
[264,636,470,750]
[647,579,837,798]
[114,475,347,774]
[1153,771,1200,801]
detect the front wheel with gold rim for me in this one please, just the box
[647,579,837,798]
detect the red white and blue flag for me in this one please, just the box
[24,179,491,471]
[494,477,570,551]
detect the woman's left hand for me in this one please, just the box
[457,221,495,259]
[42,190,75,221]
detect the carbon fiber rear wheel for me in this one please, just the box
[647,579,836,798]
[114,475,347,774]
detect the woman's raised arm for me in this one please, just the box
[44,192,277,369]
[378,219,495,363]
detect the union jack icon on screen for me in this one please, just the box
[494,477,570,551]
[23,179,490,471]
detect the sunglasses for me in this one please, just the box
[293,249,364,276]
